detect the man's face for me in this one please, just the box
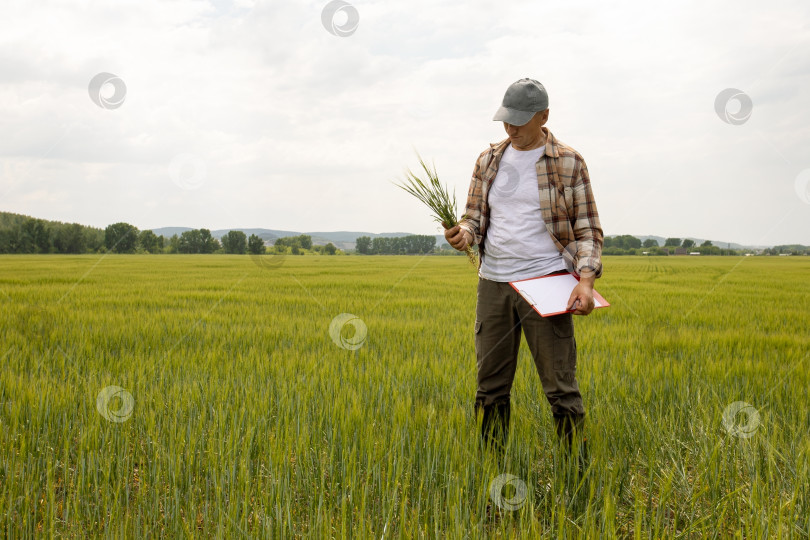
[503,109,549,148]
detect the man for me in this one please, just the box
[444,78,603,468]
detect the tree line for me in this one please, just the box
[0,213,105,254]
[603,236,754,256]
[0,213,341,255]
[354,235,436,255]
[3,211,806,256]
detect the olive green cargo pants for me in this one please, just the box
[474,276,585,417]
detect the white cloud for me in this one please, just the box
[0,0,808,244]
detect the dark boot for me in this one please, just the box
[553,414,588,474]
[476,399,511,458]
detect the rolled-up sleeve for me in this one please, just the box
[569,159,603,277]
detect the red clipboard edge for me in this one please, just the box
[508,271,610,318]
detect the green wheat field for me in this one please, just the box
[1,255,808,538]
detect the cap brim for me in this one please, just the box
[492,106,536,126]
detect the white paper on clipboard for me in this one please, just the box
[509,272,610,317]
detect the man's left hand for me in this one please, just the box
[566,271,596,316]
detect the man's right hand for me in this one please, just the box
[443,223,472,252]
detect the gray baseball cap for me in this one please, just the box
[492,78,549,126]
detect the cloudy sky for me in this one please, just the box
[1,0,809,245]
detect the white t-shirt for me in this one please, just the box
[479,144,566,282]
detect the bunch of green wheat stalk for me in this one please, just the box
[395,154,476,265]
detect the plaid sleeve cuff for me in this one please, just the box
[458,222,480,246]
[576,259,602,279]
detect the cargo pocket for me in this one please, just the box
[550,313,573,338]
[551,313,575,371]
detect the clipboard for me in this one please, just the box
[509,272,610,317]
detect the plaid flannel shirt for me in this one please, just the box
[458,127,604,278]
